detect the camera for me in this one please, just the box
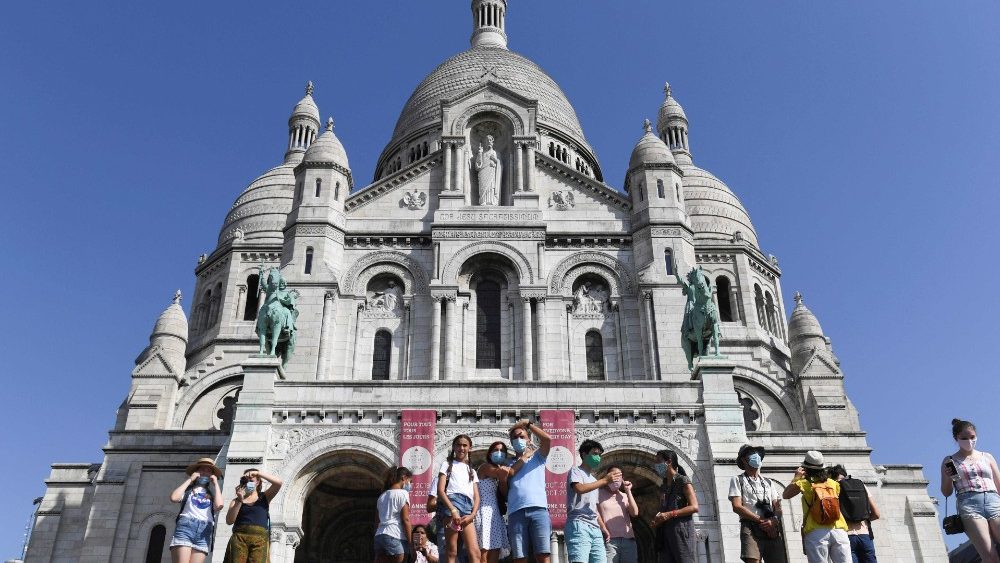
[755,500,775,519]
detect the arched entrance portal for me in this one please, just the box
[295,451,390,563]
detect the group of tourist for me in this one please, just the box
[165,417,999,563]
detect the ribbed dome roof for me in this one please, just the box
[389,46,592,153]
[292,81,320,123]
[788,293,825,343]
[304,118,349,168]
[679,163,760,248]
[657,82,687,133]
[152,291,188,342]
[629,120,674,169]
[218,162,296,246]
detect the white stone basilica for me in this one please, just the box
[25,2,948,562]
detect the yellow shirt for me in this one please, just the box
[797,478,848,534]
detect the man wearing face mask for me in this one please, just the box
[506,419,553,563]
[566,440,613,563]
[597,465,639,563]
[728,445,787,563]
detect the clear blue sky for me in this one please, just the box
[1,1,997,557]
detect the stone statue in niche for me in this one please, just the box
[475,135,502,206]
[366,280,402,316]
[573,281,609,315]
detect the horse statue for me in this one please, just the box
[255,267,299,366]
[674,261,722,370]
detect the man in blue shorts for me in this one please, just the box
[507,418,553,563]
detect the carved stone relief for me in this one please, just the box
[548,190,575,210]
[402,191,427,209]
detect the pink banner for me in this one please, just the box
[540,409,577,529]
[400,410,437,526]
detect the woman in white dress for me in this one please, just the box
[476,441,512,563]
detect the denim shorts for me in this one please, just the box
[507,506,551,559]
[169,515,213,554]
[438,493,474,518]
[375,533,406,556]
[958,490,1000,520]
[565,519,607,563]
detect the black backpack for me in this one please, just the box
[838,477,871,523]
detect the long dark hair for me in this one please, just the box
[383,466,413,491]
[952,418,976,439]
[446,435,474,482]
[657,449,687,476]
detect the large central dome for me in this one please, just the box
[391,46,590,153]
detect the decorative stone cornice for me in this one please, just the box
[535,153,631,212]
[345,155,440,212]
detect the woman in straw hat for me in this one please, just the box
[169,457,224,563]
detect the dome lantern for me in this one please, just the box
[471,0,508,49]
[657,82,691,163]
[285,81,322,163]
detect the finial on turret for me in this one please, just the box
[173,289,182,305]
[306,81,314,96]
[664,82,672,98]
[326,116,334,131]
[794,291,803,306]
[643,118,653,134]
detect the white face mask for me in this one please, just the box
[958,438,977,452]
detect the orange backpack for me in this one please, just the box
[808,481,842,525]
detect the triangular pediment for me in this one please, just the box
[799,349,841,378]
[345,156,438,214]
[535,153,631,214]
[443,80,538,111]
[132,346,179,377]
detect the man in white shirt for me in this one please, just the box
[728,444,787,563]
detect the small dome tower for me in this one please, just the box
[657,82,691,165]
[283,116,353,278]
[285,81,321,163]
[788,292,832,373]
[470,0,508,49]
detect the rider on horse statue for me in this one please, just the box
[674,258,722,370]
[256,266,299,366]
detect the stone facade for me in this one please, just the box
[24,3,947,562]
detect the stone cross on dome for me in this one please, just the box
[643,118,653,134]
[326,117,334,131]
[306,81,314,96]
[794,291,803,305]
[173,289,182,305]
[664,82,672,98]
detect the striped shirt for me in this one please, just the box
[954,452,998,494]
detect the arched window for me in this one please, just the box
[243,274,260,321]
[335,181,340,200]
[304,247,314,275]
[657,179,665,199]
[585,330,605,380]
[754,285,767,331]
[765,292,777,335]
[638,183,645,202]
[315,178,322,197]
[664,248,674,276]
[144,524,166,563]
[716,276,734,322]
[476,280,502,369]
[372,330,392,380]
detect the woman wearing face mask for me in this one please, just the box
[728,445,786,563]
[597,465,639,563]
[477,441,512,563]
[650,450,698,563]
[941,418,1000,563]
[169,458,224,563]
[223,468,283,563]
[375,467,414,563]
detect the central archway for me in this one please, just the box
[294,450,390,563]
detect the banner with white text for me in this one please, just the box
[400,409,437,526]
[540,409,576,529]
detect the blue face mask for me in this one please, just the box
[747,453,763,469]
[490,451,506,464]
[195,476,210,487]
[403,482,412,492]
[244,481,256,494]
[511,438,527,453]
[654,463,668,477]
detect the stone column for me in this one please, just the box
[316,291,336,380]
[534,297,546,380]
[691,358,749,562]
[613,301,629,380]
[443,142,452,192]
[525,143,535,192]
[461,144,470,195]
[564,302,573,378]
[234,284,247,320]
[730,286,743,323]
[550,532,561,563]
[515,141,524,192]
[402,301,412,379]
[641,291,661,379]
[430,296,442,380]
[522,297,533,380]
[444,296,457,380]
